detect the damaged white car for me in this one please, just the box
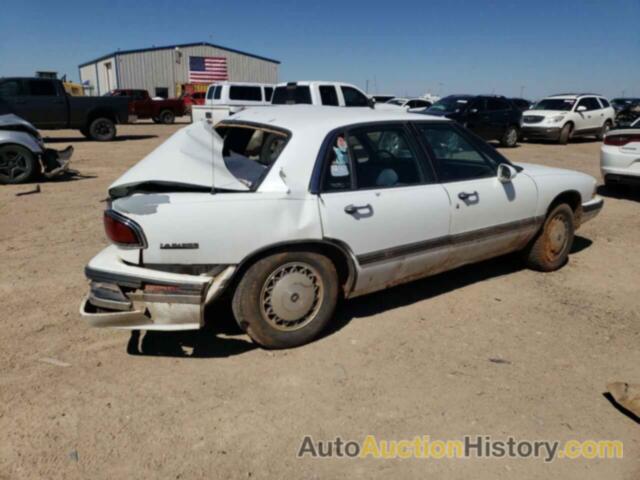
[0,114,72,184]
[81,106,603,348]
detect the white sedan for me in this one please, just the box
[601,118,640,187]
[81,106,603,348]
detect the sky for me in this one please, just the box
[1,0,638,100]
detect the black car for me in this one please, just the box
[420,95,522,147]
[510,97,533,111]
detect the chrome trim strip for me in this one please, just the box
[357,216,543,266]
[84,266,205,294]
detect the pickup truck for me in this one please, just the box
[271,81,373,107]
[0,77,133,141]
[105,89,187,124]
[191,82,273,125]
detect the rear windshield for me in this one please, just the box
[272,85,312,104]
[215,124,289,189]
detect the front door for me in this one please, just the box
[23,79,67,128]
[415,123,538,269]
[574,97,603,132]
[464,97,491,140]
[317,123,452,296]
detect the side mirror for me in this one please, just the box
[497,163,518,183]
[367,97,375,109]
[577,105,587,112]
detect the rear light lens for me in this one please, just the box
[103,210,146,248]
[604,134,640,146]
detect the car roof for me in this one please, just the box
[547,93,604,99]
[274,81,361,88]
[225,105,449,132]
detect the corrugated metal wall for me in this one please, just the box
[114,45,278,96]
[79,64,97,96]
[79,56,116,95]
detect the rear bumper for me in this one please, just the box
[521,126,561,141]
[80,246,235,330]
[581,196,604,224]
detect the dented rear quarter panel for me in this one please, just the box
[112,191,323,265]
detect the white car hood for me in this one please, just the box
[516,162,584,177]
[108,121,249,197]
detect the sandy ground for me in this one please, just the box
[1,121,638,479]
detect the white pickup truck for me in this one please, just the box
[191,82,274,125]
[271,81,373,108]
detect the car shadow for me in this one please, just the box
[132,237,593,358]
[597,184,640,201]
[43,135,158,143]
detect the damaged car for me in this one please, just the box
[0,114,72,184]
[80,106,603,348]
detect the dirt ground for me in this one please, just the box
[1,121,638,479]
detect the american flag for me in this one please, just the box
[188,56,228,82]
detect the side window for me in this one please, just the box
[27,79,57,96]
[271,86,312,104]
[487,98,510,111]
[341,86,369,107]
[206,87,215,99]
[577,97,600,111]
[213,86,221,100]
[417,124,498,183]
[0,79,25,97]
[229,86,262,101]
[154,87,168,98]
[264,86,273,101]
[469,97,486,112]
[319,85,339,106]
[599,98,610,108]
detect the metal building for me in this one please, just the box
[78,41,280,97]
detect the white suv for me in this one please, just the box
[521,94,615,144]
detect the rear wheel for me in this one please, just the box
[523,204,575,271]
[500,125,519,147]
[88,117,116,141]
[558,123,573,144]
[0,144,37,184]
[159,110,175,124]
[232,252,339,349]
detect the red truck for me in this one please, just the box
[105,89,187,124]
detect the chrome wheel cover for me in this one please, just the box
[0,147,29,182]
[260,262,323,331]
[546,214,569,259]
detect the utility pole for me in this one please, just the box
[520,85,525,98]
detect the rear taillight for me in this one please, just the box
[103,210,146,248]
[604,134,640,146]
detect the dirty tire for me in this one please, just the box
[232,252,339,349]
[88,117,116,141]
[160,110,175,124]
[0,144,37,184]
[500,125,519,147]
[596,120,612,141]
[524,204,575,272]
[558,123,572,145]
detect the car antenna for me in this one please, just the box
[211,122,216,195]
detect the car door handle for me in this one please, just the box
[344,204,371,214]
[458,191,478,200]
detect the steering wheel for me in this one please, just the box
[375,149,397,161]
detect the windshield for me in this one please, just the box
[532,99,575,111]
[215,125,289,189]
[427,96,470,113]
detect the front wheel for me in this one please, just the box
[596,120,612,141]
[232,252,339,349]
[88,117,116,141]
[500,125,519,147]
[558,123,572,144]
[523,204,575,272]
[0,144,37,184]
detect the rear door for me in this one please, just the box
[415,122,538,268]
[485,97,512,140]
[317,122,451,295]
[464,97,490,139]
